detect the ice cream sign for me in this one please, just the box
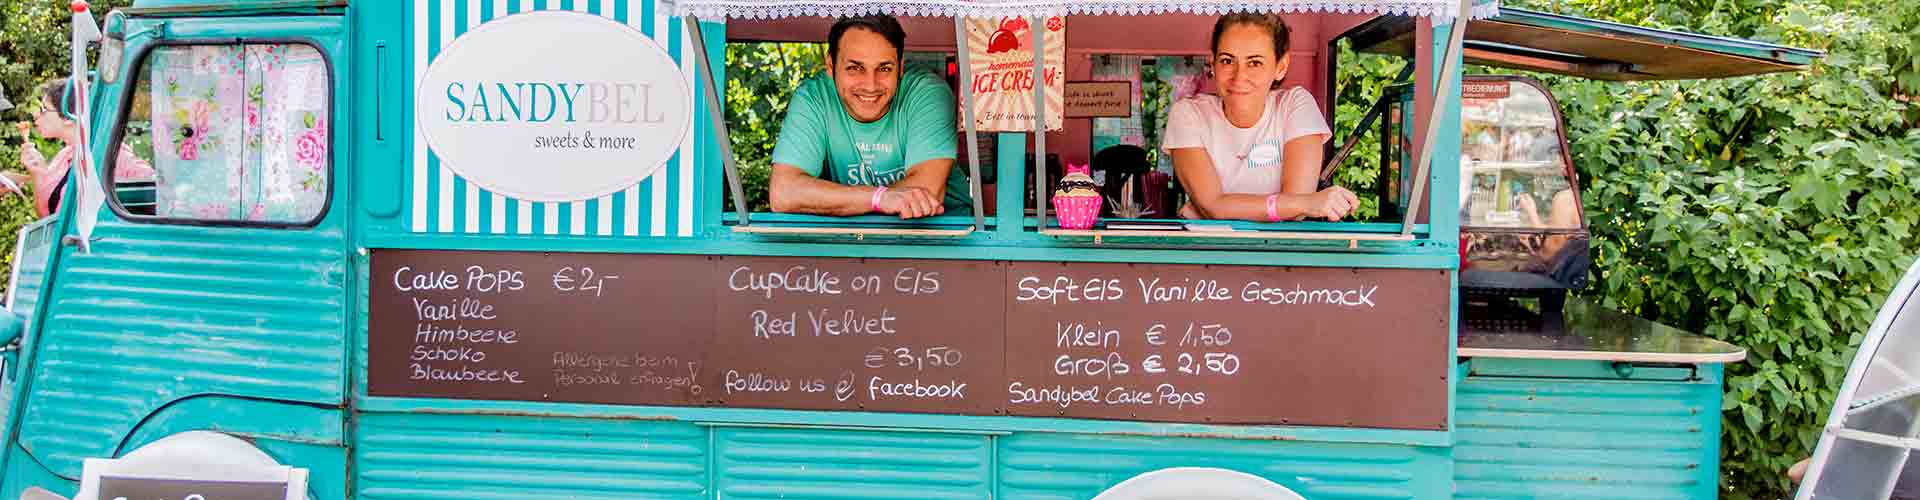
[417,11,693,203]
[966,16,1065,132]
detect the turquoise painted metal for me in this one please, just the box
[1487,8,1822,67]
[0,1,1763,499]
[1456,359,1726,500]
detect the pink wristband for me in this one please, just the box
[1265,194,1281,222]
[871,186,889,212]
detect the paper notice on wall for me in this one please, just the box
[964,16,1064,132]
[1090,55,1145,154]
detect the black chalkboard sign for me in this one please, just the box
[1003,262,1450,428]
[705,257,1006,414]
[369,251,713,406]
[369,249,1450,429]
[98,476,289,500]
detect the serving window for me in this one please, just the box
[706,13,1447,245]
[718,36,984,235]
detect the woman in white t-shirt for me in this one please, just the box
[1164,14,1359,221]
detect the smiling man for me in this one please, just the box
[769,15,970,219]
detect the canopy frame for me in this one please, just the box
[685,14,987,234]
[958,17,987,229]
[1797,260,1920,500]
[1345,5,1823,81]
[685,16,755,227]
[1400,0,1469,237]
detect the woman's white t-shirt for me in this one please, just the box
[1162,87,1332,195]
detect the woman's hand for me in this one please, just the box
[1304,186,1359,221]
[1178,203,1204,220]
[12,122,29,139]
[17,140,45,173]
[1516,193,1545,227]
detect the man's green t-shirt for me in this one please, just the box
[771,69,972,211]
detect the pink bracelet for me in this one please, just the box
[871,186,889,212]
[1265,194,1281,222]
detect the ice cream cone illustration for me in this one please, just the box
[987,17,1029,54]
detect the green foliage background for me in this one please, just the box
[722,42,826,212]
[0,0,132,292]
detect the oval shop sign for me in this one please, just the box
[417,11,693,203]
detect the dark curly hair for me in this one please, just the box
[828,14,907,63]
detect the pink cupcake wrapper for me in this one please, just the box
[1052,194,1102,230]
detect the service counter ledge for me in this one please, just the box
[1452,298,1741,499]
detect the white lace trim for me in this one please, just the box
[674,0,1501,21]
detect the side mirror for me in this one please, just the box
[0,308,22,347]
[0,309,21,380]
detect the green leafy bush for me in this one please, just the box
[1504,0,1920,497]
[0,0,132,293]
[1327,44,1407,221]
[722,42,826,212]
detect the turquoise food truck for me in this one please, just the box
[0,0,1822,499]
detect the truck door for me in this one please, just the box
[0,216,60,477]
[3,9,351,491]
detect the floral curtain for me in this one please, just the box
[147,43,328,223]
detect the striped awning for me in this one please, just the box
[673,0,1501,21]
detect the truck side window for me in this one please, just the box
[111,43,330,225]
[1459,81,1578,230]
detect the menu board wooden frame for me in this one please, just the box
[369,249,1451,430]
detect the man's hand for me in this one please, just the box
[768,161,953,218]
[876,186,944,219]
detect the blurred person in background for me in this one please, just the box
[8,78,153,218]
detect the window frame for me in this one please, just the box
[1455,75,1588,234]
[102,37,337,229]
[710,18,1447,246]
[711,39,987,237]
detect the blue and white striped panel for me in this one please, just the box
[411,0,699,237]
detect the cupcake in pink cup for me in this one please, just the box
[1051,163,1102,229]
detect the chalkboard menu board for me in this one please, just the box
[1004,262,1449,428]
[707,257,1005,414]
[369,251,711,406]
[370,250,1450,429]
[99,477,291,500]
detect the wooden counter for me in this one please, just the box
[1458,298,1746,364]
